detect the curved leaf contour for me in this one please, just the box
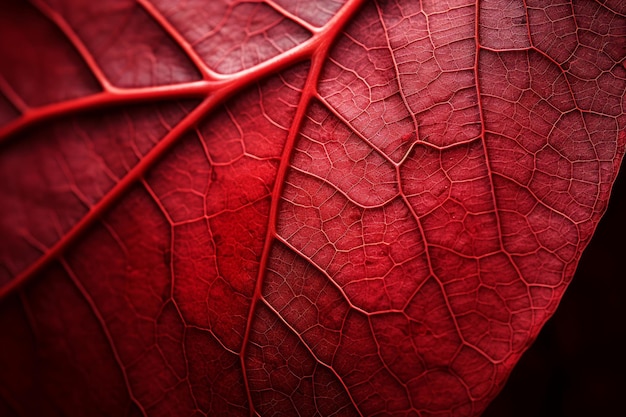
[0,0,625,416]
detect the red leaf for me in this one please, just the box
[1,1,625,416]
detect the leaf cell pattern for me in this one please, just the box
[0,0,625,416]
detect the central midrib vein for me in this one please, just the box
[237,1,366,415]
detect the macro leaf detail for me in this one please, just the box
[0,0,625,416]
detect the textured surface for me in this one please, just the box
[0,0,625,416]
[484,164,626,415]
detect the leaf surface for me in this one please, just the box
[0,0,625,416]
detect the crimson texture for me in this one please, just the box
[0,0,625,416]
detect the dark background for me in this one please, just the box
[483,164,626,416]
